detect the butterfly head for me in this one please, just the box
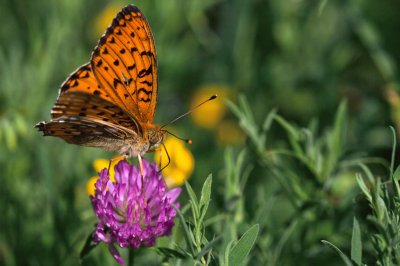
[148,125,167,148]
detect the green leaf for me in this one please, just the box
[228,224,259,266]
[318,0,328,15]
[196,236,222,261]
[14,113,27,136]
[262,108,277,132]
[351,217,362,265]
[173,205,196,256]
[226,100,243,120]
[332,101,347,150]
[324,101,346,177]
[274,115,300,141]
[274,220,297,261]
[390,126,397,177]
[80,231,99,259]
[3,119,16,150]
[151,247,188,259]
[274,115,305,159]
[393,166,400,181]
[390,126,400,197]
[185,181,200,222]
[321,240,353,266]
[359,163,374,184]
[199,175,212,224]
[356,174,372,203]
[224,240,235,266]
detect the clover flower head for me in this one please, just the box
[90,159,181,264]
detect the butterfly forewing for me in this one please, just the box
[37,63,140,149]
[36,5,162,157]
[91,5,158,124]
[58,64,110,100]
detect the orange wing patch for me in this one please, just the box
[58,64,112,103]
[91,5,158,124]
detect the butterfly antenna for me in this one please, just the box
[162,130,192,144]
[160,94,217,129]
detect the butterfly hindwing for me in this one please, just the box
[52,90,141,134]
[36,117,129,152]
[36,65,142,149]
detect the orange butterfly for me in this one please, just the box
[36,5,166,163]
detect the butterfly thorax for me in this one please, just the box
[121,125,165,158]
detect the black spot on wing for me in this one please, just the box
[138,65,153,78]
[113,78,122,89]
[140,80,152,86]
[138,88,152,96]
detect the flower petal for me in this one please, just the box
[108,243,125,265]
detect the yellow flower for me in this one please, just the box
[86,158,123,196]
[86,176,98,197]
[154,137,194,188]
[190,84,230,129]
[216,120,246,146]
[94,3,125,37]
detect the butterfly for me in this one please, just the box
[36,5,166,163]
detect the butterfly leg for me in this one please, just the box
[144,148,163,169]
[158,143,171,173]
[107,154,126,176]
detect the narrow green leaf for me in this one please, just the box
[274,115,300,140]
[262,108,277,132]
[389,126,396,178]
[14,113,27,136]
[321,240,353,266]
[224,240,235,266]
[359,163,375,184]
[185,181,200,220]
[351,217,362,265]
[324,101,346,177]
[151,247,188,259]
[318,0,328,15]
[393,166,400,181]
[3,119,16,150]
[274,115,305,159]
[239,95,255,125]
[199,175,212,223]
[196,236,222,261]
[173,205,196,256]
[228,224,259,266]
[226,100,243,120]
[333,101,347,150]
[356,174,372,203]
[274,220,297,261]
[199,175,212,209]
[80,231,99,259]
[390,126,400,197]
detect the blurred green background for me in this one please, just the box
[1,0,400,265]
